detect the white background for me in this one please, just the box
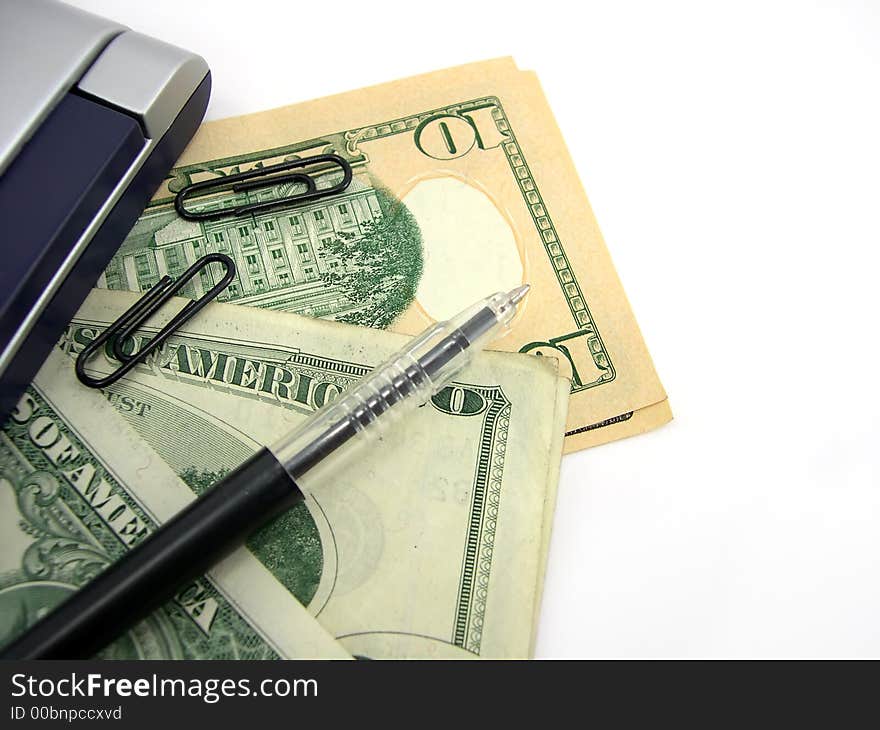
[69,0,880,657]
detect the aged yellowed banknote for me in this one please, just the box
[99,58,668,452]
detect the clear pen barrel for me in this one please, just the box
[268,288,523,487]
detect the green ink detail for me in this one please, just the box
[318,187,423,328]
[0,390,279,659]
[452,387,510,655]
[180,467,323,607]
[246,506,322,607]
[440,122,456,154]
[341,98,618,390]
[520,328,614,391]
[109,158,423,330]
[412,114,478,160]
[431,385,487,416]
[565,411,633,438]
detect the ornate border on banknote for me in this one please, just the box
[341,98,615,393]
[0,387,280,659]
[452,389,510,654]
[262,359,511,654]
[149,97,615,394]
[270,356,512,655]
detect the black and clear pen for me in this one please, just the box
[0,284,530,659]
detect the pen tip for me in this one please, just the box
[508,284,530,305]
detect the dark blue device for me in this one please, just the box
[0,0,211,423]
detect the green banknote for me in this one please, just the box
[0,351,350,659]
[69,289,569,658]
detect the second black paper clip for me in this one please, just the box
[75,253,236,388]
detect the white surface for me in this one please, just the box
[69,0,880,658]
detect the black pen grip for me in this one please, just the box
[0,448,302,660]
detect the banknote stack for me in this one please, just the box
[0,59,668,658]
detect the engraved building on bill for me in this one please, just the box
[100,173,383,319]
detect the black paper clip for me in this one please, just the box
[75,253,236,388]
[174,153,353,222]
